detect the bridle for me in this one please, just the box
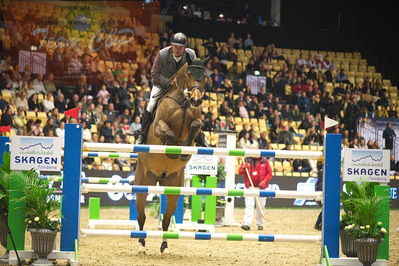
[182,64,207,102]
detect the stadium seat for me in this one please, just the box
[26,111,37,120]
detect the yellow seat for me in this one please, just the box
[90,124,98,133]
[294,144,302,150]
[302,145,310,151]
[1,91,12,101]
[122,166,131,171]
[37,94,45,103]
[284,171,293,176]
[37,112,48,120]
[26,111,37,120]
[270,143,279,150]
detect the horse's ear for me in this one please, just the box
[185,52,193,65]
[201,56,211,66]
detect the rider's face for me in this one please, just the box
[171,44,185,57]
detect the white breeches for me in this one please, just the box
[146,85,164,113]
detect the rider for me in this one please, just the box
[135,32,209,146]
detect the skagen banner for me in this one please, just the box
[46,170,399,209]
[343,148,390,182]
[11,136,62,171]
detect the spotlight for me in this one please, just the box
[219,13,224,18]
[254,70,260,76]
[183,5,188,10]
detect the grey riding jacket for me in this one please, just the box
[151,46,196,90]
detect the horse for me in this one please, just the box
[133,58,209,253]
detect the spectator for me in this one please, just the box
[202,37,218,57]
[238,145,272,231]
[299,114,314,131]
[130,116,142,132]
[104,102,119,123]
[43,73,57,94]
[55,121,65,138]
[382,123,396,150]
[296,53,307,70]
[220,101,233,117]
[227,33,237,49]
[31,119,43,136]
[258,131,268,149]
[358,138,367,149]
[43,118,56,136]
[281,104,293,121]
[238,132,252,149]
[336,69,350,83]
[314,161,324,230]
[203,114,219,132]
[13,107,27,128]
[322,55,333,70]
[0,107,14,127]
[97,84,111,105]
[293,159,312,172]
[81,120,92,142]
[99,120,114,143]
[42,92,55,112]
[302,128,321,145]
[236,101,249,118]
[32,74,47,95]
[297,91,312,116]
[15,91,29,111]
[244,33,254,50]
[277,125,294,144]
[28,94,41,112]
[54,93,67,113]
[323,66,335,83]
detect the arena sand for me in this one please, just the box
[2,208,398,266]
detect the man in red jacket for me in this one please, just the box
[238,148,273,230]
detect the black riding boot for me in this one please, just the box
[195,132,210,147]
[135,110,153,144]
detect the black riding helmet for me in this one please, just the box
[171,32,188,46]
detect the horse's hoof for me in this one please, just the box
[179,154,190,161]
[138,245,146,255]
[139,238,146,247]
[160,241,168,253]
[166,154,179,159]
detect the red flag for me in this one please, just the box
[64,107,80,120]
[0,126,11,133]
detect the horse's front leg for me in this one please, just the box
[159,169,184,253]
[181,119,202,146]
[155,119,177,145]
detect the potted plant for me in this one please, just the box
[344,183,388,266]
[20,169,61,265]
[215,197,226,222]
[0,152,11,260]
[215,162,226,223]
[340,181,374,257]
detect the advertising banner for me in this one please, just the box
[343,148,390,182]
[11,136,62,171]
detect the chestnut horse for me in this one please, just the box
[134,58,209,253]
